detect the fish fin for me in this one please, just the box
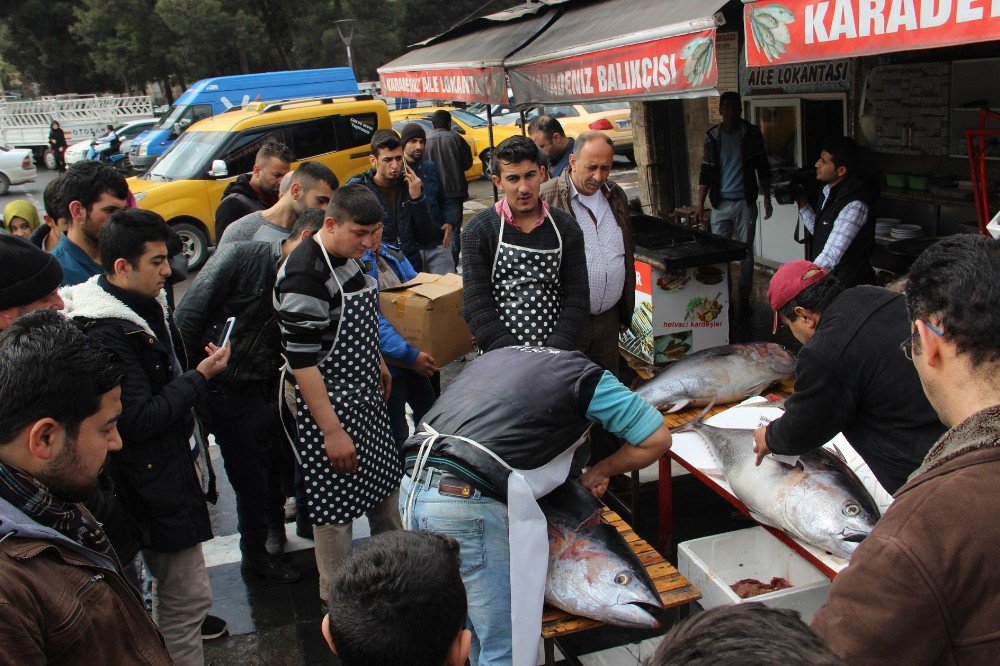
[665,399,691,414]
[829,441,848,463]
[675,400,717,433]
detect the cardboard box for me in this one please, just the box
[379,272,473,368]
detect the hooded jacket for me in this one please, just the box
[61,276,214,553]
[215,173,267,240]
[812,404,1000,664]
[0,497,171,665]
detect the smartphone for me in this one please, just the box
[401,159,408,175]
[216,316,236,348]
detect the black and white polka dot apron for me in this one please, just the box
[291,234,402,526]
[491,212,563,345]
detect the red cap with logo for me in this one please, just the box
[768,260,830,334]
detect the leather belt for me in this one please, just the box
[407,466,485,500]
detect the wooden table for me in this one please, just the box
[540,506,701,665]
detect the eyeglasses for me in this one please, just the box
[900,320,944,360]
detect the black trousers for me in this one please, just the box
[197,387,286,556]
[386,369,437,451]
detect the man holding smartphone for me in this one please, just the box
[176,208,327,584]
[347,129,436,271]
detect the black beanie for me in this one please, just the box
[400,122,427,149]
[0,235,64,310]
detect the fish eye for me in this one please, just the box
[614,572,631,585]
[843,503,861,517]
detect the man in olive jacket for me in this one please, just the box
[0,311,172,665]
[812,234,1000,664]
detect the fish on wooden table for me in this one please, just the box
[539,481,663,628]
[637,343,796,413]
[679,412,880,560]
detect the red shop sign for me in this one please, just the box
[507,29,719,105]
[378,67,507,104]
[744,0,1000,67]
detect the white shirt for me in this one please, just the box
[569,179,627,315]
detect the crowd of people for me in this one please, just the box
[0,112,998,666]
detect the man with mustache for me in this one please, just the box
[540,131,635,467]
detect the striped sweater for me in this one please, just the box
[274,238,370,370]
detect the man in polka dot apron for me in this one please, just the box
[274,185,403,607]
[461,136,590,353]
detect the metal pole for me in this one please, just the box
[487,104,498,202]
[335,19,356,79]
[345,45,354,74]
[519,110,527,136]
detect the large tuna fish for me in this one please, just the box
[680,414,880,559]
[637,343,796,413]
[540,481,663,628]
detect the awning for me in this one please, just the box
[377,3,562,104]
[504,0,728,105]
[743,0,1000,68]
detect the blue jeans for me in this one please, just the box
[710,198,759,306]
[400,474,512,666]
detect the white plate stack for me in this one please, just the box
[875,217,898,236]
[891,223,924,240]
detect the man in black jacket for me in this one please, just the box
[795,137,879,288]
[214,139,293,240]
[695,92,772,316]
[61,208,231,665]
[424,110,473,265]
[752,260,945,493]
[175,209,326,584]
[347,129,433,271]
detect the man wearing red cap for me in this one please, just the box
[751,260,944,493]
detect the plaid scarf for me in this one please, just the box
[0,461,115,561]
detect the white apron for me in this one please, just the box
[405,424,589,666]
[491,211,563,346]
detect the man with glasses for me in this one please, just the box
[752,260,944,493]
[812,234,1000,663]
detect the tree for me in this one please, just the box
[73,0,174,93]
[0,1,117,93]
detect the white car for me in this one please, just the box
[0,145,36,195]
[64,118,157,166]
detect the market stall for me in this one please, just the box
[737,0,1000,273]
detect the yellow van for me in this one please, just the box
[129,95,389,268]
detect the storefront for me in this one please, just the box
[738,0,1000,273]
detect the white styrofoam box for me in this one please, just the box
[678,527,831,623]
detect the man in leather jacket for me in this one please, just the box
[175,208,325,584]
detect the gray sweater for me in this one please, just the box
[217,211,288,247]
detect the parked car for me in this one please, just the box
[521,103,634,161]
[0,145,36,195]
[389,106,522,179]
[129,95,389,269]
[64,118,157,167]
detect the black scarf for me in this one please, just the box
[0,461,115,561]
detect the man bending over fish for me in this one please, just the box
[753,260,945,493]
[812,234,1000,663]
[400,345,671,666]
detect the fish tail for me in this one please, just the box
[674,400,717,433]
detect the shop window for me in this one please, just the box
[753,102,800,169]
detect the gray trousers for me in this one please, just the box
[710,198,759,306]
[143,544,212,666]
[314,487,403,601]
[419,245,456,274]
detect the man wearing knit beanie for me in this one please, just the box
[400,122,456,274]
[0,235,64,329]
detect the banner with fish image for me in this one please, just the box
[621,261,732,365]
[744,0,1000,68]
[507,29,719,105]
